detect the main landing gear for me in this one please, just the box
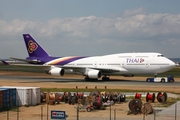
[84,76,110,81]
[102,75,110,81]
[84,76,98,81]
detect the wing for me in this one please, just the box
[1,60,51,71]
[2,60,128,74]
[60,66,128,74]
[90,67,128,73]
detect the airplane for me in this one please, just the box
[3,34,176,81]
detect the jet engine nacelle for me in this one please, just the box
[87,70,102,79]
[49,68,65,76]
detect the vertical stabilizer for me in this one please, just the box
[23,34,49,57]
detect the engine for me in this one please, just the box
[49,68,65,76]
[87,70,102,79]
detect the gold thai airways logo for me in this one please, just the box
[28,40,38,53]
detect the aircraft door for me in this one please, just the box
[145,60,149,68]
[94,61,98,68]
[122,59,126,68]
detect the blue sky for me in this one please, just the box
[0,0,180,58]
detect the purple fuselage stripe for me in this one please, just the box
[54,57,87,65]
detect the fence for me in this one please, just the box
[0,101,179,120]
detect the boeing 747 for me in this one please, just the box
[4,34,176,81]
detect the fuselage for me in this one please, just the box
[34,52,175,76]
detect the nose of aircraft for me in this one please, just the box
[157,58,176,73]
[168,59,176,68]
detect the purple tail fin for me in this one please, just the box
[23,34,49,57]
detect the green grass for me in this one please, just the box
[41,88,165,93]
[151,97,180,108]
[158,67,180,77]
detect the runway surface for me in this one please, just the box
[0,74,180,87]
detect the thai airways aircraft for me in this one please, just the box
[6,34,175,81]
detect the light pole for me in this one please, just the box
[41,106,44,120]
[17,99,19,120]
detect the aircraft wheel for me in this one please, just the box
[102,77,110,81]
[161,78,165,82]
[86,107,91,112]
[170,79,174,82]
[84,76,90,81]
[146,78,150,82]
[85,77,98,81]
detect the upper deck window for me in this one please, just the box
[118,56,132,58]
[157,54,164,57]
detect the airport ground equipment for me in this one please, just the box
[135,93,142,99]
[117,93,126,103]
[1,86,41,106]
[157,92,167,103]
[146,76,174,82]
[55,93,63,104]
[128,99,142,114]
[76,102,94,112]
[128,99,153,115]
[146,92,155,103]
[141,103,153,115]
[46,92,56,105]
[77,93,104,112]
[101,92,126,104]
[41,92,46,102]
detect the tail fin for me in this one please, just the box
[23,34,49,57]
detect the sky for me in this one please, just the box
[0,0,180,58]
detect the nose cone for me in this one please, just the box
[158,58,176,73]
[169,59,176,67]
[166,59,176,70]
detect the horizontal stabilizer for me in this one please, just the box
[10,57,41,64]
[1,61,9,65]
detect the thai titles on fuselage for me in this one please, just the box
[126,58,145,63]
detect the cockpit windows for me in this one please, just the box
[157,54,164,57]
